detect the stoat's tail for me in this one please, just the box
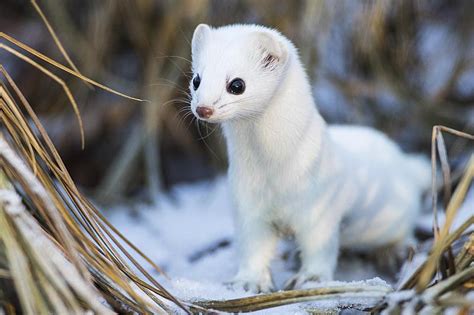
[405,154,432,192]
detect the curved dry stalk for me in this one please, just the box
[455,233,473,270]
[400,216,474,290]
[1,66,169,282]
[0,137,177,314]
[431,125,474,236]
[0,29,153,150]
[0,89,37,174]
[421,265,474,303]
[30,0,92,90]
[418,156,474,290]
[1,66,189,313]
[0,33,146,102]
[0,170,114,315]
[1,45,85,148]
[195,284,392,313]
[0,137,90,281]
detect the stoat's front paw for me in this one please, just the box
[227,273,274,293]
[284,272,327,290]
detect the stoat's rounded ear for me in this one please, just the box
[251,31,289,70]
[192,24,211,58]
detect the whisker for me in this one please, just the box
[161,98,190,108]
[147,78,192,91]
[155,54,191,79]
[176,111,195,130]
[196,120,220,160]
[154,54,192,64]
[147,79,181,88]
[176,106,192,115]
[187,115,197,130]
[217,96,258,109]
[198,124,219,141]
[148,82,191,98]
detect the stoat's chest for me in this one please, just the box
[226,130,324,215]
[222,107,328,221]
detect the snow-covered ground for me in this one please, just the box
[105,176,473,313]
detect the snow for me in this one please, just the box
[106,178,234,279]
[0,137,44,196]
[105,176,472,313]
[0,177,114,315]
[0,137,59,215]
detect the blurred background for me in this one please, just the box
[2,0,473,204]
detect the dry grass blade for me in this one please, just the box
[1,9,161,150]
[1,116,87,284]
[400,216,474,290]
[421,265,474,303]
[421,125,474,292]
[195,284,392,313]
[436,131,452,207]
[431,125,474,237]
[1,42,85,147]
[0,32,147,102]
[0,171,113,314]
[30,0,92,90]
[0,29,149,149]
[1,65,168,283]
[0,33,145,103]
[417,156,474,291]
[455,233,473,270]
[1,65,189,313]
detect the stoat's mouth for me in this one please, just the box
[196,116,227,124]
[192,110,232,124]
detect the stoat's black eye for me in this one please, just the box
[227,78,245,95]
[193,74,201,90]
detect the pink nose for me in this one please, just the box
[196,106,214,119]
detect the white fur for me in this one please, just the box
[190,24,431,292]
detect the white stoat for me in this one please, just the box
[189,24,430,292]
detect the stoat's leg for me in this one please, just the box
[285,215,340,289]
[229,216,277,293]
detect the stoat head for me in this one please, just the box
[190,24,290,123]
